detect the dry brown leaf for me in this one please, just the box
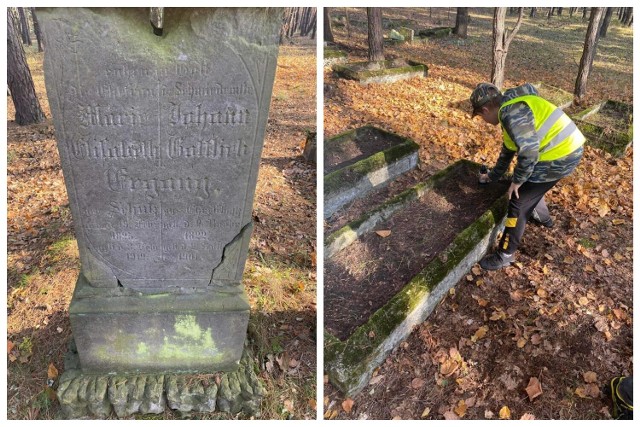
[530,334,542,345]
[283,399,294,414]
[517,337,527,348]
[440,359,459,376]
[369,375,384,385]
[47,362,58,380]
[510,290,523,301]
[421,407,431,418]
[7,340,14,354]
[471,325,488,342]
[490,309,507,321]
[525,377,543,401]
[612,219,624,225]
[341,398,354,413]
[578,296,589,306]
[411,377,426,389]
[520,413,536,420]
[612,308,627,320]
[454,400,467,417]
[443,411,460,420]
[575,386,588,398]
[375,230,391,238]
[308,399,316,411]
[583,371,598,383]
[585,383,600,398]
[536,288,548,298]
[499,406,511,419]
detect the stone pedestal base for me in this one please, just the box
[57,340,265,419]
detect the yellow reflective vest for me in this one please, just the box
[499,95,585,161]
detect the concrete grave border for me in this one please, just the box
[332,59,428,85]
[532,81,573,110]
[573,100,633,157]
[324,125,419,219]
[324,160,508,395]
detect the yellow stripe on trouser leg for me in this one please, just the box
[505,217,518,227]
[502,234,510,250]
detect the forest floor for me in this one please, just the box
[323,8,633,420]
[6,36,317,420]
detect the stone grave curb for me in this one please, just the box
[332,59,428,85]
[573,100,633,157]
[324,126,419,219]
[323,48,348,67]
[532,81,573,110]
[324,160,508,395]
[56,340,265,419]
[325,159,463,258]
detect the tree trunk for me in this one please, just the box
[453,7,469,38]
[569,8,575,18]
[583,7,588,20]
[367,7,384,62]
[345,8,350,38]
[30,8,43,52]
[547,7,554,20]
[324,7,334,43]
[7,10,45,125]
[557,8,563,16]
[622,8,633,26]
[491,7,524,90]
[574,8,604,102]
[600,8,614,38]
[149,7,163,36]
[530,7,536,18]
[18,7,31,45]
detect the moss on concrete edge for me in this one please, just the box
[324,160,508,395]
[332,60,428,83]
[324,129,420,196]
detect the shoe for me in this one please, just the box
[480,251,514,270]
[530,209,554,228]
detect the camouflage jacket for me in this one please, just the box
[487,83,583,184]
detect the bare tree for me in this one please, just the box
[324,8,334,43]
[7,10,45,125]
[599,8,614,38]
[17,7,31,45]
[453,7,469,38]
[367,7,384,62]
[530,7,536,18]
[30,8,43,51]
[574,8,604,102]
[622,7,633,26]
[491,7,524,89]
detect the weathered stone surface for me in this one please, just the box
[324,160,509,395]
[37,7,281,373]
[324,126,419,218]
[332,59,428,85]
[56,342,264,419]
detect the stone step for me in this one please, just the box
[324,159,509,395]
[324,125,420,219]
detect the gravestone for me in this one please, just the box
[38,7,281,416]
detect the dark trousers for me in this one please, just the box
[499,179,559,255]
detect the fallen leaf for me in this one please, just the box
[283,399,294,413]
[575,386,588,398]
[440,359,459,376]
[421,407,431,418]
[443,411,460,420]
[7,340,14,354]
[471,325,488,342]
[583,371,598,383]
[342,398,354,413]
[536,288,548,298]
[369,375,384,385]
[411,377,426,389]
[578,296,589,306]
[612,308,627,320]
[530,334,542,345]
[484,409,495,419]
[525,377,543,401]
[499,405,511,419]
[375,230,391,238]
[289,358,299,369]
[517,337,527,348]
[490,309,507,321]
[585,383,600,398]
[612,219,624,225]
[520,413,536,420]
[454,400,467,417]
[47,363,58,380]
[308,399,316,411]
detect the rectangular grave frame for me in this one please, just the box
[324,125,419,219]
[324,47,348,67]
[332,59,428,85]
[573,100,633,157]
[324,160,508,395]
[532,81,573,110]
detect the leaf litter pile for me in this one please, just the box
[7,36,316,420]
[325,165,508,340]
[324,8,632,420]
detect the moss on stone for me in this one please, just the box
[332,60,428,83]
[325,132,419,196]
[574,100,633,157]
[324,160,508,394]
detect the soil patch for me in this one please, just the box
[325,127,406,174]
[325,164,508,340]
